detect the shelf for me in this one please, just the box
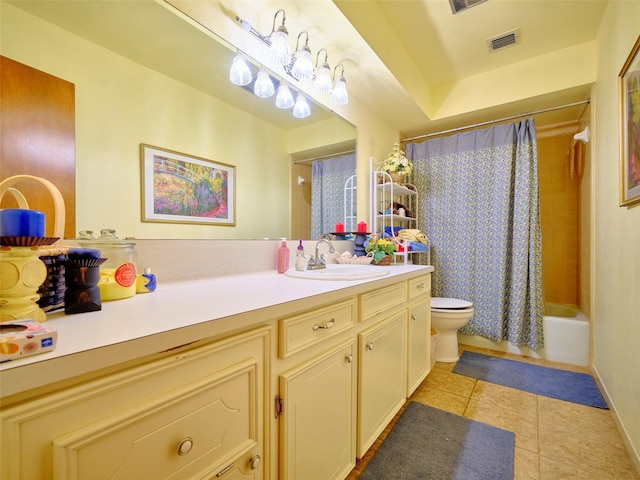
[376,182,417,197]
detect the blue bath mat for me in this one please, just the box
[453,351,608,409]
[359,402,514,480]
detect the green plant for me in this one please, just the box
[365,238,397,262]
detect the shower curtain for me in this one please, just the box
[406,119,544,349]
[310,154,356,239]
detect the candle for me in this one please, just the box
[357,221,367,233]
[335,222,344,233]
[0,209,45,237]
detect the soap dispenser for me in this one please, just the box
[295,239,307,271]
[277,238,290,273]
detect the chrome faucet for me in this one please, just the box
[307,234,335,270]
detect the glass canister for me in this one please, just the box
[80,229,137,301]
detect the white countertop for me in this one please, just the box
[1,264,432,398]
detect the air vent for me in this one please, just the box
[449,0,488,14]
[487,28,521,52]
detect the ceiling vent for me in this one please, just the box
[449,0,488,14]
[487,28,521,52]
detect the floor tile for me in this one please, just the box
[514,446,539,480]
[465,396,539,453]
[410,384,468,415]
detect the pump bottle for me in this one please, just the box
[277,238,290,273]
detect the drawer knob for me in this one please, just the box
[250,455,261,470]
[177,437,193,456]
[367,342,374,351]
[312,318,335,331]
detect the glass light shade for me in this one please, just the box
[229,54,252,86]
[275,84,294,109]
[292,94,311,118]
[314,65,332,94]
[330,76,349,105]
[269,28,291,65]
[254,70,275,98]
[291,48,313,80]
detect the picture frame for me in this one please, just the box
[619,35,640,207]
[140,144,236,225]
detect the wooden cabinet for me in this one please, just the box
[1,327,269,480]
[357,310,407,457]
[407,274,432,395]
[278,340,357,480]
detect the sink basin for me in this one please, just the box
[285,264,390,281]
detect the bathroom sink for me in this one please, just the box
[285,264,390,281]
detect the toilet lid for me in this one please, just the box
[431,297,473,309]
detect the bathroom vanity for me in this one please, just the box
[0,244,432,480]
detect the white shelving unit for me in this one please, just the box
[370,169,430,265]
[343,174,357,232]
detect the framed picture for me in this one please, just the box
[619,35,640,207]
[140,144,236,225]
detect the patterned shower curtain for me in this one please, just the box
[310,154,356,239]
[406,119,544,349]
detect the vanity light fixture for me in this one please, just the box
[254,68,275,98]
[292,93,311,118]
[275,83,295,109]
[229,53,252,86]
[291,31,313,80]
[268,9,291,65]
[314,48,332,94]
[330,64,348,105]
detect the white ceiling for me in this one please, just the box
[8,0,606,137]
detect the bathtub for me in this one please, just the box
[457,302,590,366]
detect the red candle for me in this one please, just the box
[357,221,367,233]
[335,222,344,233]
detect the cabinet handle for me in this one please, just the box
[216,463,234,477]
[250,455,261,470]
[345,354,353,363]
[177,437,193,456]
[411,314,416,322]
[312,318,335,331]
[367,342,374,351]
[416,282,426,289]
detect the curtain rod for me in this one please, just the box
[292,149,356,164]
[401,99,590,143]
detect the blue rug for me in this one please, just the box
[453,351,608,409]
[359,402,514,480]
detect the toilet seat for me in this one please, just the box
[431,297,473,313]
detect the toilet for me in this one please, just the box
[431,297,474,362]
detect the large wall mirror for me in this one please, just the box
[2,0,356,240]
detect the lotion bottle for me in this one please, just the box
[277,238,290,273]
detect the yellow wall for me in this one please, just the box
[1,2,291,240]
[593,0,640,461]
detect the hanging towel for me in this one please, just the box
[568,138,582,180]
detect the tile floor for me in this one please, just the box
[347,345,640,479]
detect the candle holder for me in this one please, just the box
[63,258,107,314]
[0,245,48,322]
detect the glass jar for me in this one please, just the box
[80,229,137,301]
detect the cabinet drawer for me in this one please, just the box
[360,282,407,321]
[53,359,261,480]
[408,275,431,300]
[279,299,356,359]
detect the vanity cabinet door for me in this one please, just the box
[357,310,406,457]
[279,340,356,480]
[407,298,431,396]
[1,327,268,480]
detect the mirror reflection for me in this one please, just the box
[3,0,356,240]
